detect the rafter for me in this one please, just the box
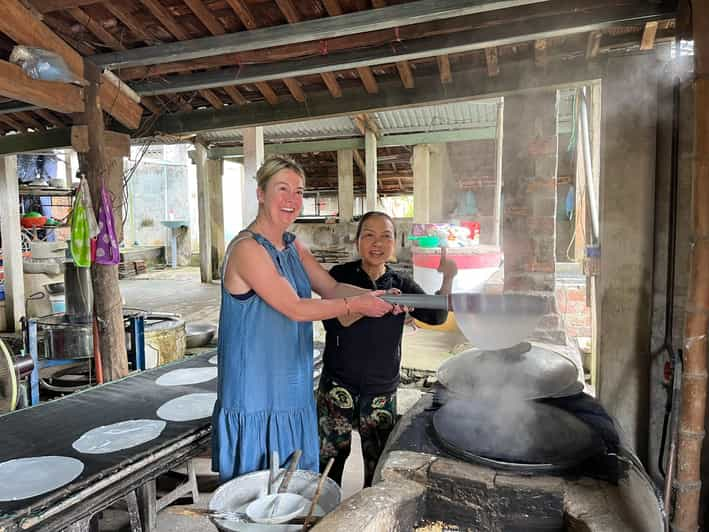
[283,78,306,103]
[199,89,225,109]
[396,61,415,88]
[33,109,66,128]
[139,0,191,40]
[254,82,280,105]
[223,85,248,105]
[356,67,379,94]
[585,30,602,58]
[0,114,28,133]
[275,0,302,24]
[92,0,554,69]
[225,0,258,29]
[15,111,46,130]
[321,72,343,98]
[184,0,227,35]
[104,4,157,44]
[534,39,548,66]
[485,47,500,76]
[437,55,452,83]
[640,20,659,50]
[67,7,126,51]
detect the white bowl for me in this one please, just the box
[245,493,308,524]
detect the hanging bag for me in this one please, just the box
[94,182,120,265]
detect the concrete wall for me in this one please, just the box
[502,90,558,293]
[598,54,659,459]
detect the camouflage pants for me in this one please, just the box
[317,375,397,487]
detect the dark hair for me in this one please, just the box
[355,211,395,241]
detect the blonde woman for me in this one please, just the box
[212,156,394,482]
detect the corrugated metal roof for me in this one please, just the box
[200,95,574,145]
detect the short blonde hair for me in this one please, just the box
[255,155,306,190]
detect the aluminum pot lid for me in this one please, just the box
[432,398,604,471]
[437,342,582,400]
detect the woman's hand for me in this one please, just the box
[387,287,410,315]
[350,290,393,317]
[437,247,458,280]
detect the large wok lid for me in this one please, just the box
[437,342,583,401]
[432,398,605,473]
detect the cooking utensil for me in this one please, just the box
[381,293,550,350]
[301,458,334,531]
[278,449,302,493]
[268,451,279,495]
[175,507,320,525]
[247,493,309,524]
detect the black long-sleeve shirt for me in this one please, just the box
[322,260,448,395]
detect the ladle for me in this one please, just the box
[380,293,550,350]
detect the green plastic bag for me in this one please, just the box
[70,183,91,267]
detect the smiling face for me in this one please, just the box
[257,169,304,228]
[357,214,396,269]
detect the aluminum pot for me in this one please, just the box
[37,316,93,359]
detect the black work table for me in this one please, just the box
[0,351,217,532]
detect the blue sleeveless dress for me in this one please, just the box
[211,231,318,482]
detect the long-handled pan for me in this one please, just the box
[380,292,550,350]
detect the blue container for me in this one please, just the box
[0,284,5,301]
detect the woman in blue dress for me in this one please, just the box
[212,156,395,482]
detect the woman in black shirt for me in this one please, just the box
[318,211,457,486]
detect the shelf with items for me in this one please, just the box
[18,185,75,197]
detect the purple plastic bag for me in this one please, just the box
[94,183,120,265]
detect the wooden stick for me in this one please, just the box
[301,458,334,531]
[278,449,302,493]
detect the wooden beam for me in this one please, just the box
[484,47,500,76]
[68,7,126,51]
[0,60,84,114]
[371,0,387,7]
[104,4,157,44]
[283,78,306,103]
[28,0,96,12]
[585,30,602,58]
[322,0,344,16]
[639,21,658,50]
[34,109,66,128]
[353,149,366,176]
[534,39,548,66]
[254,82,279,105]
[184,0,227,35]
[396,61,415,88]
[124,4,674,97]
[275,0,302,24]
[194,142,213,282]
[152,58,603,136]
[199,89,225,109]
[91,0,553,69]
[14,111,45,130]
[357,67,379,94]
[43,14,96,56]
[437,55,452,83]
[139,0,190,40]
[2,0,85,78]
[0,156,25,331]
[223,85,248,105]
[320,72,343,98]
[2,0,143,129]
[98,78,143,129]
[71,125,131,159]
[225,0,258,29]
[0,114,28,133]
[141,96,162,115]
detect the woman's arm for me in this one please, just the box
[226,238,392,321]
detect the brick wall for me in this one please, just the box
[555,283,592,340]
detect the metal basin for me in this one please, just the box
[186,322,217,348]
[210,469,341,531]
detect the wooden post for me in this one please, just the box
[673,3,709,529]
[413,144,431,223]
[493,98,504,247]
[208,157,224,281]
[79,62,128,381]
[194,142,212,283]
[337,149,354,222]
[365,129,377,211]
[0,156,24,332]
[242,127,264,227]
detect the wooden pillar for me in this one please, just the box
[674,4,709,529]
[80,62,128,381]
[413,144,431,223]
[337,149,354,222]
[493,99,504,247]
[0,156,24,332]
[194,142,212,284]
[365,129,377,212]
[208,158,224,281]
[242,127,264,227]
